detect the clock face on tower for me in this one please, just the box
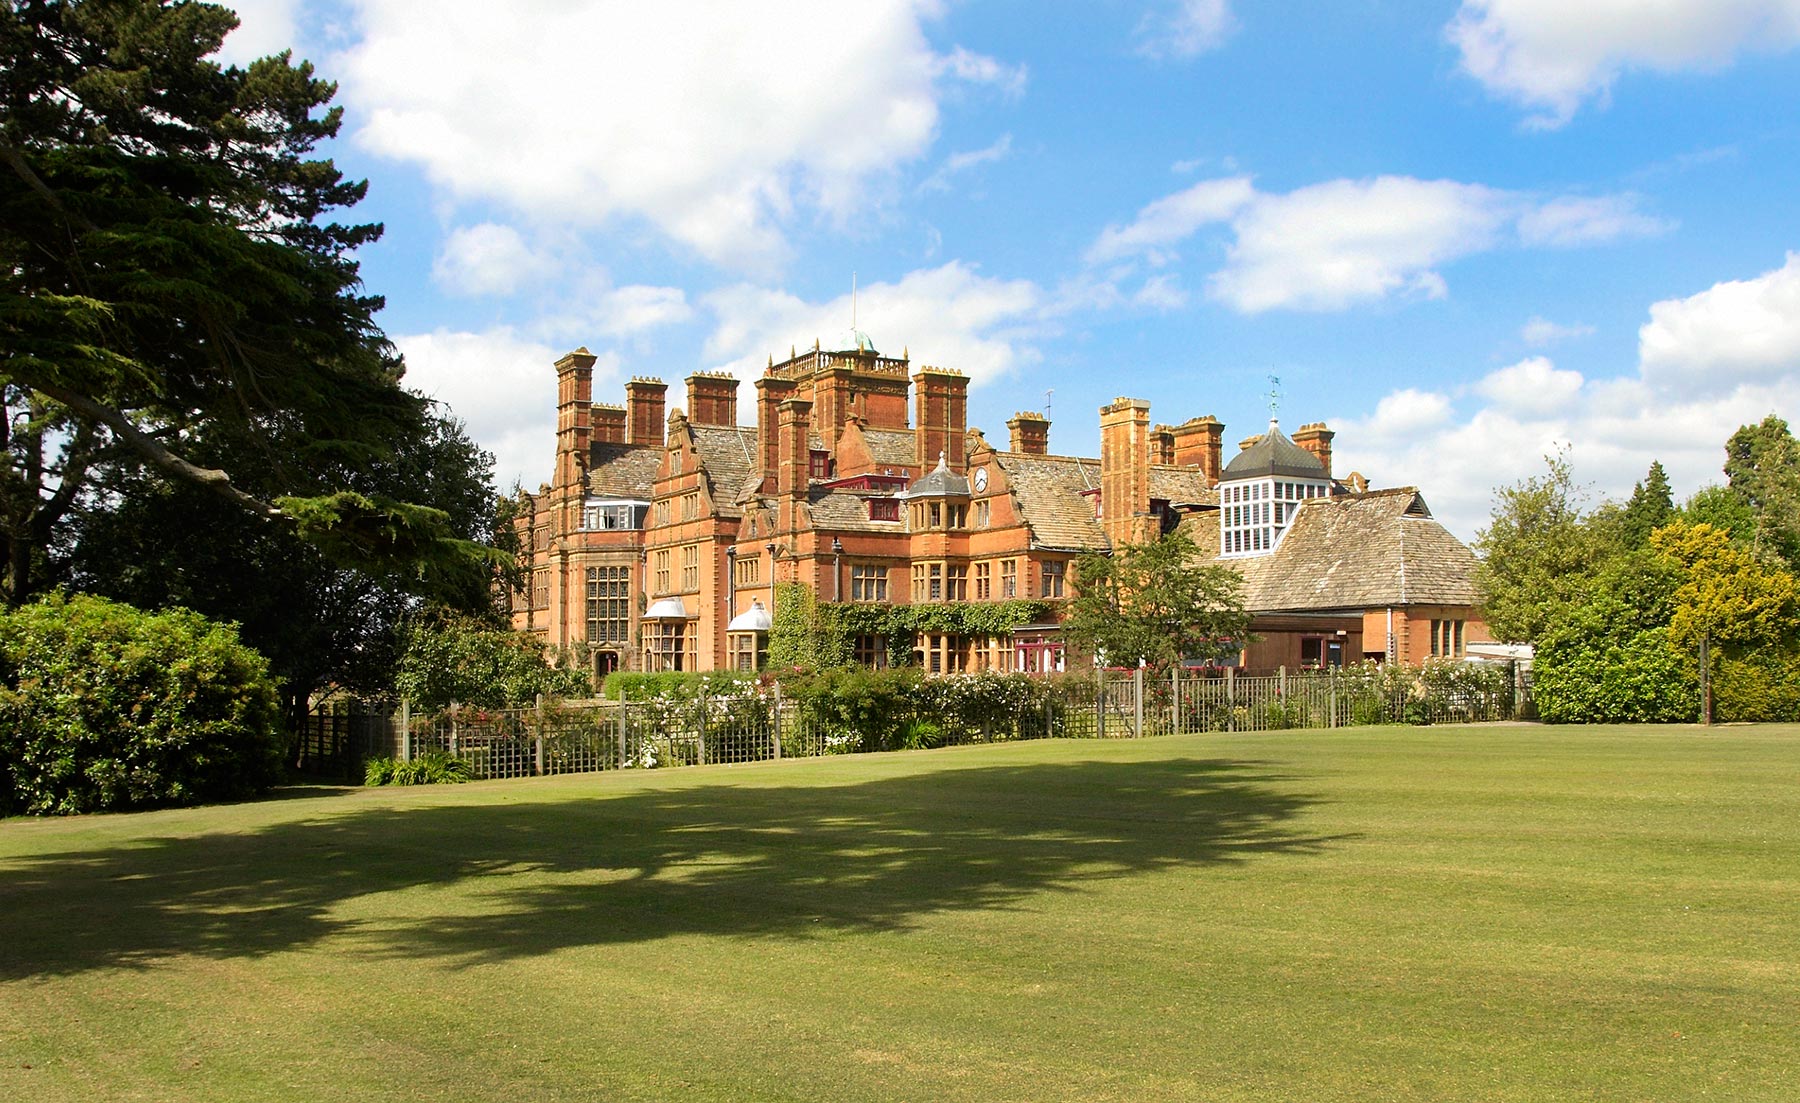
[973,466,989,492]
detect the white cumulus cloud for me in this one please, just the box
[1639,252,1800,392]
[213,0,302,66]
[1520,316,1595,346]
[1448,0,1800,128]
[1333,255,1800,540]
[1475,356,1585,417]
[396,328,608,494]
[1137,0,1237,59]
[432,223,553,298]
[703,262,1048,388]
[1089,175,1668,313]
[335,0,1013,270]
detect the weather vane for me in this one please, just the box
[1045,387,1053,419]
[1265,374,1282,420]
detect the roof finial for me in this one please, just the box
[1265,374,1282,429]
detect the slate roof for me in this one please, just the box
[806,488,908,532]
[1180,488,1480,612]
[994,453,1107,552]
[904,454,971,498]
[863,428,921,471]
[585,443,661,499]
[1222,422,1328,481]
[689,425,760,518]
[1150,467,1217,507]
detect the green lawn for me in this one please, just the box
[3,725,1797,1101]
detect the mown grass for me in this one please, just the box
[2,724,1797,1101]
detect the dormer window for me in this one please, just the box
[868,498,900,522]
[810,451,834,479]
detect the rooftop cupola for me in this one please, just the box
[1217,419,1333,557]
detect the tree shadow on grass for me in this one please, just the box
[0,756,1350,979]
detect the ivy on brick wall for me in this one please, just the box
[768,593,1057,672]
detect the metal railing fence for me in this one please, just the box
[302,662,1521,783]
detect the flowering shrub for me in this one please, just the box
[0,594,284,815]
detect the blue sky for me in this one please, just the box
[220,1,1800,539]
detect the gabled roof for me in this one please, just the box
[994,453,1107,552]
[1222,422,1327,481]
[1180,487,1480,612]
[689,425,760,518]
[585,442,662,498]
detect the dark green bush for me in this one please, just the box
[0,594,284,815]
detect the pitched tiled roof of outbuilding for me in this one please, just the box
[1180,488,1480,611]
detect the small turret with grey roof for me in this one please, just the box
[902,452,971,498]
[1217,420,1333,557]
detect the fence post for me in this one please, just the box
[1279,665,1287,699]
[1171,666,1181,735]
[449,701,460,758]
[534,693,545,776]
[616,684,627,768]
[1226,667,1236,732]
[1133,666,1144,738]
[400,696,412,761]
[772,680,783,760]
[1329,673,1338,729]
[1095,666,1105,737]
[696,690,709,766]
[1044,692,1053,739]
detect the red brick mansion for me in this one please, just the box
[511,335,1491,676]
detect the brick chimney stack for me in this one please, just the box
[591,403,627,445]
[553,348,596,490]
[1152,426,1176,466]
[755,375,798,494]
[1006,411,1050,455]
[1171,415,1224,485]
[624,377,667,446]
[1292,422,1335,479]
[685,372,739,427]
[776,396,814,510]
[1099,397,1156,548]
[913,367,969,471]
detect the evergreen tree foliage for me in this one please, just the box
[1,0,493,603]
[1062,529,1248,670]
[1619,460,1674,548]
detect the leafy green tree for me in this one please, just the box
[392,610,591,711]
[1681,484,1756,542]
[1531,551,1694,723]
[1,0,490,604]
[1475,451,1610,643]
[1063,529,1249,670]
[1722,415,1800,568]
